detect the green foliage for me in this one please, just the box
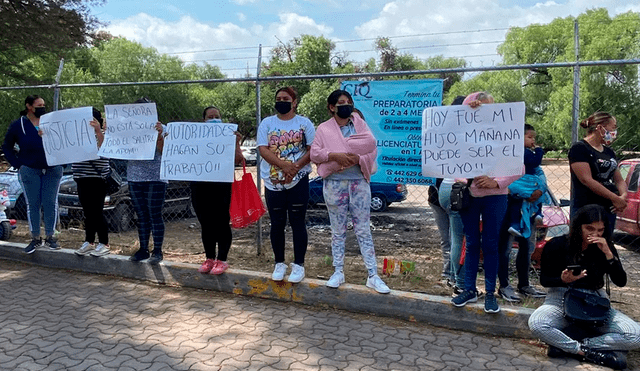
[449,8,640,151]
[0,0,104,83]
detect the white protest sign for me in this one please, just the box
[421,102,525,178]
[98,103,158,160]
[160,122,238,182]
[40,106,99,166]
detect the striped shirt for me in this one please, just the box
[72,158,110,179]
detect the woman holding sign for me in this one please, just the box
[73,108,111,257]
[310,89,390,294]
[128,98,168,265]
[257,87,315,283]
[194,106,243,275]
[450,92,520,313]
[2,95,63,253]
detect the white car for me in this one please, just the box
[241,146,257,165]
[0,166,74,219]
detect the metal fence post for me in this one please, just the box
[52,58,65,112]
[255,45,263,256]
[571,19,580,145]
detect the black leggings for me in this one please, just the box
[265,176,309,265]
[76,177,109,245]
[191,181,232,261]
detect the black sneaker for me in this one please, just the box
[547,345,567,358]
[451,285,464,297]
[24,238,41,254]
[519,285,546,298]
[484,292,501,313]
[130,249,150,262]
[582,346,627,370]
[451,290,478,307]
[44,236,60,250]
[147,250,163,265]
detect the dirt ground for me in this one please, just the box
[5,159,640,317]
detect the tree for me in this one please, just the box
[449,8,640,151]
[0,0,104,82]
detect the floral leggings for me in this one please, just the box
[323,178,377,276]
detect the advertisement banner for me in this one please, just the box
[341,79,443,185]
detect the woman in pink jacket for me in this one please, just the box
[310,89,390,294]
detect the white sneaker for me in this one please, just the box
[287,263,305,283]
[366,274,390,294]
[326,271,345,288]
[75,242,94,256]
[272,263,287,281]
[90,243,111,257]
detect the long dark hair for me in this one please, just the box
[20,95,42,116]
[568,204,612,261]
[326,89,353,116]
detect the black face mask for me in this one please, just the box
[275,101,292,115]
[34,107,47,118]
[336,105,354,119]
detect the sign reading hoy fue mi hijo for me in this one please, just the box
[421,102,526,179]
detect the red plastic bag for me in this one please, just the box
[230,162,266,229]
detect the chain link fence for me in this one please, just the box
[1,63,640,314]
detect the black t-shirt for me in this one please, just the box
[540,235,626,290]
[568,140,619,210]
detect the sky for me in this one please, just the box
[90,0,640,77]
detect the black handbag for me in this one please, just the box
[450,179,473,211]
[563,288,611,327]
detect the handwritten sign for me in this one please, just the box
[421,102,525,178]
[40,107,98,166]
[98,103,158,160]
[341,79,443,185]
[160,122,237,182]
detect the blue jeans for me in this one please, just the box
[498,217,536,289]
[18,165,63,238]
[129,181,167,252]
[460,194,507,294]
[429,198,450,279]
[438,182,465,287]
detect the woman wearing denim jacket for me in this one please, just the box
[2,95,63,253]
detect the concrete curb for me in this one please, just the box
[0,241,534,338]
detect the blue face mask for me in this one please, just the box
[206,118,222,123]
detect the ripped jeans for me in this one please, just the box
[265,175,309,265]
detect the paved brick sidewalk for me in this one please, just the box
[0,260,615,370]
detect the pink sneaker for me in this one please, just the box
[198,259,217,273]
[210,261,229,275]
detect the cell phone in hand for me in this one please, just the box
[566,265,582,275]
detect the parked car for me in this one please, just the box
[616,158,640,236]
[308,176,408,212]
[0,165,74,220]
[529,188,571,269]
[241,146,257,166]
[57,160,194,232]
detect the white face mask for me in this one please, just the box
[206,118,222,123]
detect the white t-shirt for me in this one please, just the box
[257,114,315,191]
